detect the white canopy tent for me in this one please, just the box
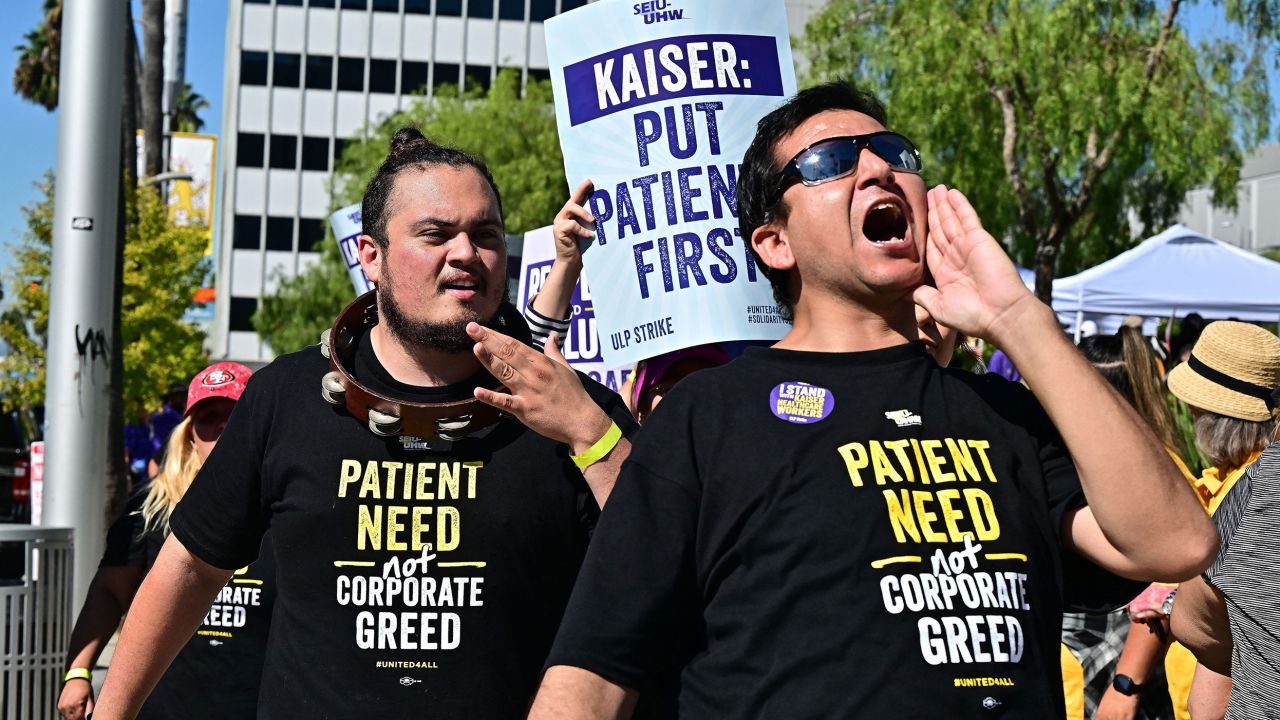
[1018,265,1035,290]
[1051,224,1280,335]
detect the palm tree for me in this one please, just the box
[140,0,164,177]
[171,82,209,133]
[12,0,62,111]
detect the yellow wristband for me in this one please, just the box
[571,421,622,470]
[63,667,92,683]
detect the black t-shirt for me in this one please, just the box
[169,326,636,719]
[101,486,276,720]
[100,486,164,569]
[547,343,1136,719]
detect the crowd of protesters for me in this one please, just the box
[56,81,1280,720]
[122,383,188,487]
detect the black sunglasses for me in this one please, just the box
[777,131,923,192]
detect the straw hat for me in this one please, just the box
[1167,321,1280,422]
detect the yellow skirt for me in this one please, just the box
[1062,643,1085,720]
[1164,641,1196,720]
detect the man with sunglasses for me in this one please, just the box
[528,82,1216,718]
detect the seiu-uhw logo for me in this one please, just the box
[885,409,923,427]
[633,0,684,24]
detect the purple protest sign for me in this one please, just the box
[545,0,797,368]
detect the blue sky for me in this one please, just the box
[0,1,1275,306]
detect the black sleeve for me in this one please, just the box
[99,484,151,568]
[545,390,701,689]
[997,379,1147,612]
[168,365,276,570]
[1023,389,1087,543]
[578,371,641,440]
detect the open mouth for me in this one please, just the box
[441,277,482,296]
[863,200,909,244]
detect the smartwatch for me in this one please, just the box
[1112,674,1145,696]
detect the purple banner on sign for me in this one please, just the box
[563,34,784,126]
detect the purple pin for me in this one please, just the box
[769,381,835,424]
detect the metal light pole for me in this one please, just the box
[43,0,128,609]
[161,0,189,164]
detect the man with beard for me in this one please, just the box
[527,82,1216,718]
[94,129,636,719]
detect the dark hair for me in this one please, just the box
[361,127,504,249]
[1170,312,1207,364]
[736,81,889,319]
[1078,326,1186,459]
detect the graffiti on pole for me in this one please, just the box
[74,324,110,365]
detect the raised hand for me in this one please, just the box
[913,185,1039,343]
[466,323,610,451]
[553,179,597,264]
[1128,583,1175,624]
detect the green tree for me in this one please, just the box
[252,238,355,355]
[0,174,211,417]
[0,177,55,408]
[801,0,1276,302]
[172,81,210,133]
[254,69,565,352]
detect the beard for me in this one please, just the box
[378,267,507,353]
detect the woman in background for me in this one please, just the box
[58,362,274,720]
[1131,320,1280,720]
[1158,321,1279,719]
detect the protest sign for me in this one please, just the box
[545,0,796,367]
[135,132,217,246]
[517,226,634,392]
[329,203,375,296]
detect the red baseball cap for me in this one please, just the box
[185,361,253,417]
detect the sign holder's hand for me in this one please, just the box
[913,185,1040,344]
[466,323,610,451]
[530,179,596,331]
[554,179,596,260]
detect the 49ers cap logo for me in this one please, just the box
[203,369,236,386]
[185,361,252,417]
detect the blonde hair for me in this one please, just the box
[1118,326,1186,459]
[1079,327,1186,459]
[140,416,203,534]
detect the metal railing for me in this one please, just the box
[0,526,73,720]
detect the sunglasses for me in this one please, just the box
[777,131,923,192]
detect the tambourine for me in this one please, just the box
[319,290,523,441]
